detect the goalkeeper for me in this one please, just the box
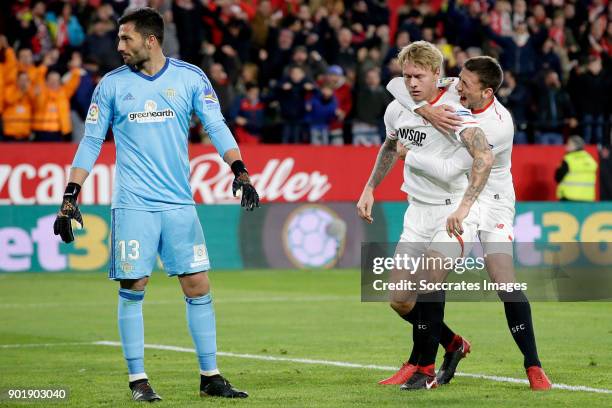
[53,7,258,402]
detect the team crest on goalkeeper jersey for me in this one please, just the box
[164,88,176,98]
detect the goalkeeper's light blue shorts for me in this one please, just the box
[108,205,210,281]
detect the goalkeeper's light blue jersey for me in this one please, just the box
[72,58,237,210]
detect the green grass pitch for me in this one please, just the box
[1,269,611,407]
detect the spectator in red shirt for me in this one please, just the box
[321,65,352,145]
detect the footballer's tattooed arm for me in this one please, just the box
[445,126,493,235]
[459,126,493,207]
[357,138,399,223]
[367,138,399,189]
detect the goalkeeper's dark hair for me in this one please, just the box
[118,7,164,45]
[464,56,504,93]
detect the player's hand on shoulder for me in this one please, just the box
[231,160,260,211]
[427,104,463,135]
[53,183,84,243]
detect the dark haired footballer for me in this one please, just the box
[53,7,259,401]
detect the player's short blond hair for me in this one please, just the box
[397,41,443,73]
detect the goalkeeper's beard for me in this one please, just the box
[123,51,149,71]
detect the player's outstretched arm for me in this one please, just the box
[446,127,493,236]
[223,148,260,211]
[357,138,398,224]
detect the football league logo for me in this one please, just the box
[437,77,455,88]
[86,103,99,124]
[193,244,208,262]
[190,244,209,268]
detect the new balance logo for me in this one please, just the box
[123,93,135,101]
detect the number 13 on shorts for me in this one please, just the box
[118,240,140,261]
[108,206,210,281]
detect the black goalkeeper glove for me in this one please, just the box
[231,160,260,211]
[53,182,84,243]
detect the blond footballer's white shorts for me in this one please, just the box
[399,198,479,259]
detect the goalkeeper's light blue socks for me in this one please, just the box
[186,293,219,376]
[118,288,147,382]
[118,289,219,380]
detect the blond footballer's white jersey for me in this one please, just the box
[386,77,516,206]
[384,88,479,204]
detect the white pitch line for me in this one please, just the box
[0,342,97,348]
[0,295,352,309]
[93,341,612,395]
[1,341,610,395]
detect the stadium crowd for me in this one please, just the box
[0,0,610,145]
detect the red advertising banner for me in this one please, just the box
[0,143,599,204]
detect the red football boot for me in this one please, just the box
[379,362,418,385]
[526,366,552,390]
